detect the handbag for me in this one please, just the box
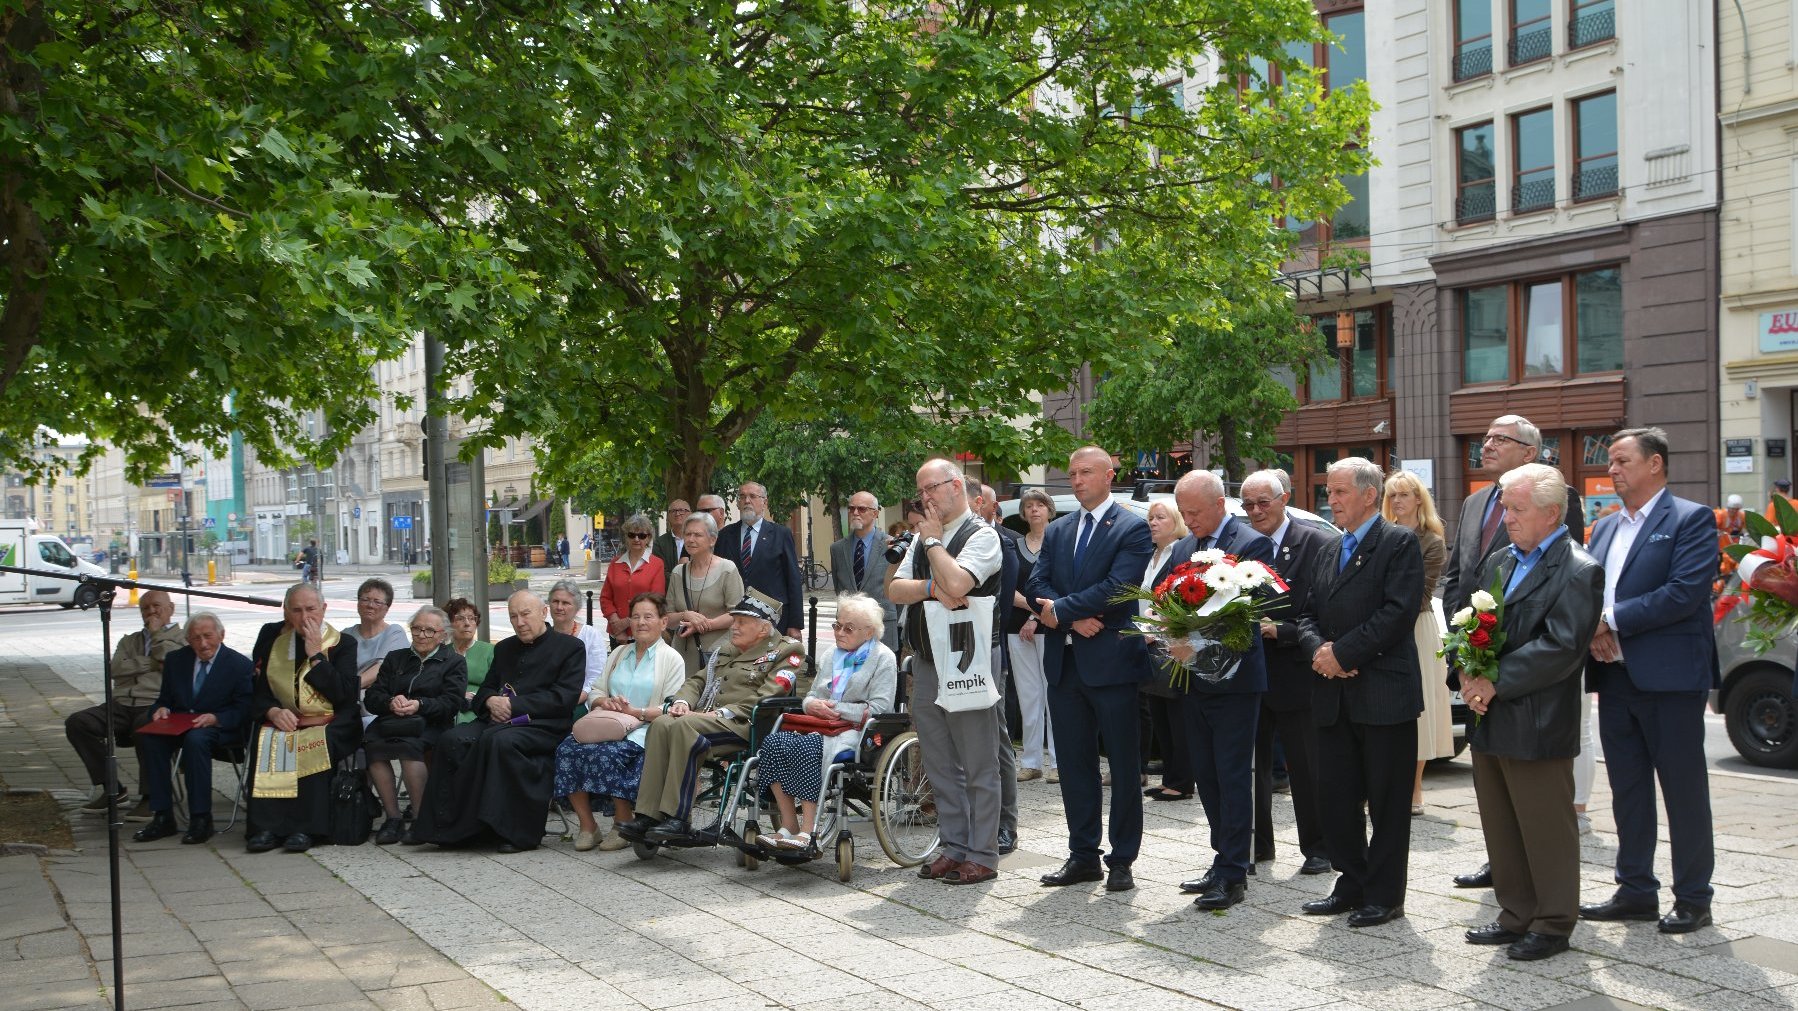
[572,708,642,744]
[779,712,858,736]
[329,753,379,846]
[369,714,427,738]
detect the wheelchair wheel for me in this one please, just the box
[836,832,854,882]
[871,730,937,867]
[632,840,658,860]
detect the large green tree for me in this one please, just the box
[377,1,1370,502]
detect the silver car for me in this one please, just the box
[1713,574,1798,768]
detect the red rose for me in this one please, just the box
[1468,628,1491,649]
[1477,612,1498,630]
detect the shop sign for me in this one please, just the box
[1759,309,1798,353]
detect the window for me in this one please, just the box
[1459,266,1624,384]
[1454,0,1494,80]
[1325,10,1366,93]
[1510,0,1553,65]
[1456,122,1497,223]
[1333,170,1370,238]
[1463,286,1510,383]
[1569,0,1615,49]
[39,540,74,568]
[1572,91,1618,200]
[1302,309,1385,402]
[1511,107,1555,213]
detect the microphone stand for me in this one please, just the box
[0,564,282,1011]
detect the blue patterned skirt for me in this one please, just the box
[758,730,828,804]
[553,735,646,817]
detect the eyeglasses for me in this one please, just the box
[847,505,877,513]
[409,626,444,637]
[669,507,691,514]
[1240,498,1280,512]
[627,532,650,540]
[917,477,955,497]
[358,596,391,607]
[831,622,861,633]
[1482,433,1530,448]
[740,490,766,500]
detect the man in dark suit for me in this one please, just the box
[717,482,805,638]
[1026,446,1153,893]
[652,499,692,575]
[1458,464,1605,961]
[1297,457,1425,927]
[133,614,255,845]
[830,491,898,649]
[1167,470,1274,909]
[1240,469,1337,878]
[1581,426,1720,934]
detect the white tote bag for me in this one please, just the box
[924,596,1001,712]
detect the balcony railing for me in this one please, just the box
[1569,7,1615,48]
[1456,183,1496,223]
[1453,40,1493,81]
[1513,176,1556,214]
[1508,25,1552,66]
[1573,161,1619,201]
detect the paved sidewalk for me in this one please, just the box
[5,615,1798,1011]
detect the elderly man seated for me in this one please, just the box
[616,589,806,844]
[410,590,585,853]
[132,613,255,845]
[65,589,184,820]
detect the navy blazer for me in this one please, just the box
[153,644,255,735]
[1023,498,1154,688]
[717,518,804,632]
[1584,491,1720,694]
[1168,515,1273,695]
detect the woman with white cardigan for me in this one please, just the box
[553,592,687,852]
[759,593,897,849]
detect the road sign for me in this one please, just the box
[392,515,413,530]
[202,517,216,528]
[352,505,362,519]
[146,473,182,489]
[228,512,237,521]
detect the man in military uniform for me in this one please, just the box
[617,589,805,842]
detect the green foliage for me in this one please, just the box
[487,561,517,586]
[412,569,432,586]
[1086,290,1328,481]
[288,517,316,544]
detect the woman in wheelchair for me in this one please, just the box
[615,589,805,845]
[760,594,897,850]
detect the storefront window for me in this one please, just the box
[1350,311,1379,398]
[1463,285,1509,383]
[1576,267,1623,372]
[1522,280,1564,376]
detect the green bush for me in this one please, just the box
[488,561,517,585]
[412,570,431,586]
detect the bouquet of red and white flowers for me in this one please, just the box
[1725,499,1798,653]
[1112,548,1288,691]
[1437,573,1506,687]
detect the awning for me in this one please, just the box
[508,499,551,525]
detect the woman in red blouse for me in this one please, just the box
[599,513,667,645]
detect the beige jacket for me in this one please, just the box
[111,623,185,706]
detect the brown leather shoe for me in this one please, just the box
[945,861,997,885]
[918,854,960,880]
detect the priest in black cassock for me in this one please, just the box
[410,589,585,852]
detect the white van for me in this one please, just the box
[0,520,110,608]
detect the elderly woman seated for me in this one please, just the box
[759,593,896,849]
[554,592,687,852]
[363,606,468,846]
[615,589,805,844]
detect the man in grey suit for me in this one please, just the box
[1458,464,1605,961]
[830,491,898,649]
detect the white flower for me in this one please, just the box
[1470,590,1497,612]
[1451,606,1475,629]
[1234,561,1273,589]
[1201,567,1233,591]
[1191,548,1227,566]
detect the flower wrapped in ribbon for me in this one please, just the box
[1723,497,1798,653]
[1111,548,1288,692]
[1437,573,1507,693]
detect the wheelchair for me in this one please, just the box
[629,685,938,881]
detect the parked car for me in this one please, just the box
[1713,574,1798,768]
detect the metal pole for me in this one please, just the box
[470,451,490,642]
[97,587,125,1011]
[425,335,451,605]
[585,589,595,628]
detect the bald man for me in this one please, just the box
[411,590,586,853]
[67,589,184,820]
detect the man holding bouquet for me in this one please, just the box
[1455,464,1604,961]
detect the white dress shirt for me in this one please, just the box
[1600,487,1667,664]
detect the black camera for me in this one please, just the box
[884,531,914,564]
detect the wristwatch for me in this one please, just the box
[923,537,943,551]
[1601,606,1615,630]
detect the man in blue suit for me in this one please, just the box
[1580,426,1720,934]
[133,614,255,845]
[1027,446,1153,892]
[717,481,805,638]
[1168,470,1275,909]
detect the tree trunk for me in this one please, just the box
[1217,418,1243,485]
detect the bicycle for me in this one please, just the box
[801,555,830,591]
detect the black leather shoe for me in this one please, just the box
[283,833,313,853]
[375,817,403,845]
[1348,904,1404,928]
[1180,871,1219,894]
[245,831,281,853]
[131,811,178,843]
[1105,866,1135,892]
[180,814,214,845]
[1300,856,1333,876]
[614,815,661,842]
[1658,901,1712,934]
[1453,863,1493,889]
[1302,894,1358,916]
[1579,893,1659,922]
[1253,849,1274,863]
[1039,859,1104,887]
[1465,922,1525,946]
[401,829,425,845]
[497,841,537,854]
[1246,863,1256,877]
[1507,932,1571,960]
[997,829,1017,855]
[1193,881,1246,910]
[644,819,691,844]
[1148,789,1193,801]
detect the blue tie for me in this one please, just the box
[1072,512,1096,572]
[1339,532,1358,573]
[194,660,210,694]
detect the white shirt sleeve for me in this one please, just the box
[578,625,609,693]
